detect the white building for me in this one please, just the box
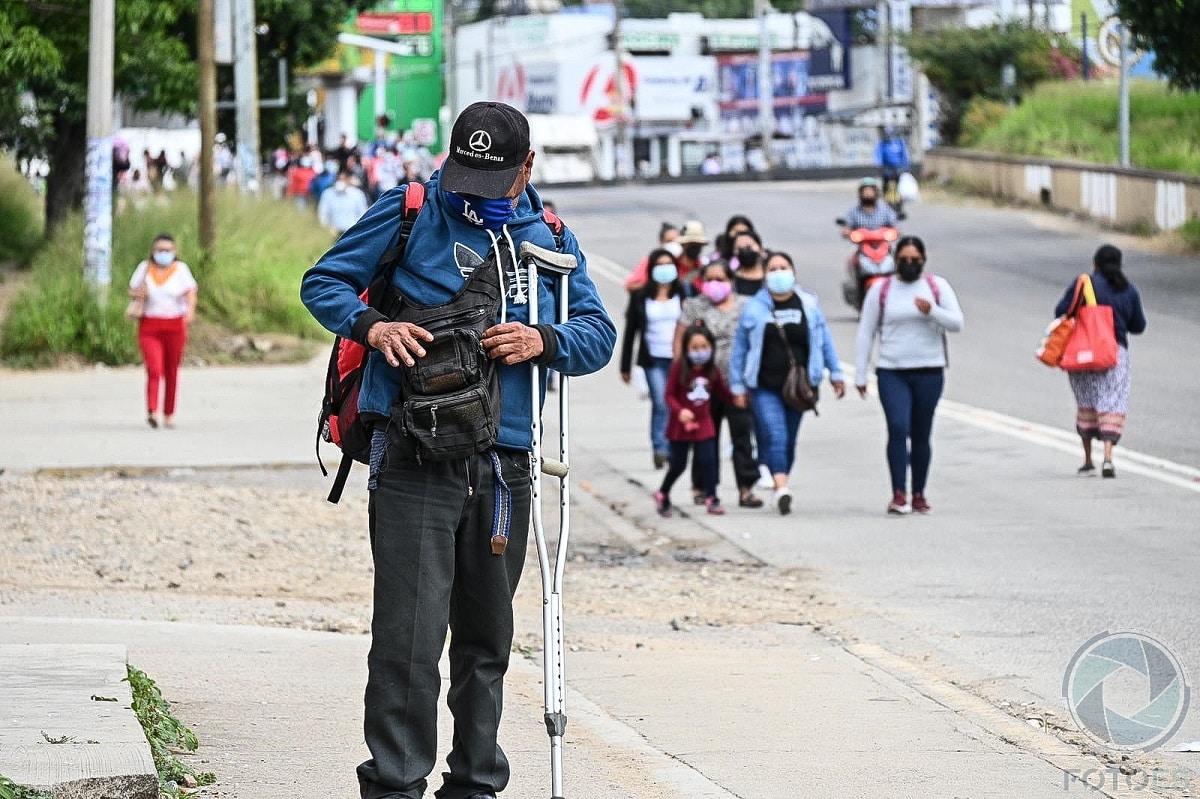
[453,9,886,178]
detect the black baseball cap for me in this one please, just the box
[440,102,531,199]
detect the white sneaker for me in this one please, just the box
[773,487,793,516]
[756,464,774,490]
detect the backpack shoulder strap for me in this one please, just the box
[925,273,941,305]
[542,208,565,252]
[878,276,894,322]
[367,181,427,313]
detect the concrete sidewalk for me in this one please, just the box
[0,353,1165,796]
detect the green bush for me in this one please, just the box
[959,98,1012,147]
[0,159,44,264]
[970,81,1200,174]
[1181,218,1200,252]
[1,190,332,367]
[904,22,1074,144]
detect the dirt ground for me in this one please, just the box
[0,468,825,653]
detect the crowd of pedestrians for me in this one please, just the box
[620,209,967,517]
[278,129,438,238]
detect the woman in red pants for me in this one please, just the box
[128,234,197,428]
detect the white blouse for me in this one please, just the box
[643,296,682,359]
[130,260,197,319]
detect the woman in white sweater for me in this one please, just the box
[854,236,964,515]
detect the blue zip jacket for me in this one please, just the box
[875,137,909,170]
[300,174,616,451]
[728,287,844,395]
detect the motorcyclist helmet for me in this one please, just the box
[858,177,879,203]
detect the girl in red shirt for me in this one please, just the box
[654,326,732,517]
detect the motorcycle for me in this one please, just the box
[837,219,900,312]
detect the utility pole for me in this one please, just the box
[445,0,457,117]
[756,0,774,170]
[613,0,632,180]
[233,0,261,192]
[1117,21,1130,167]
[83,0,114,298]
[198,0,218,260]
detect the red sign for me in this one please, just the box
[355,12,434,35]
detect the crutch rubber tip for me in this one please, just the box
[541,458,569,478]
[491,535,508,555]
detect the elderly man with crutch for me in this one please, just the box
[301,101,616,799]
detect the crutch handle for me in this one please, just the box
[540,458,569,478]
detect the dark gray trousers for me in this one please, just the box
[357,443,531,799]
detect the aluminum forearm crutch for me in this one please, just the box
[520,241,577,799]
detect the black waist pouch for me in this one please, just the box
[396,370,502,462]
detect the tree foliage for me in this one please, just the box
[0,0,374,236]
[1114,0,1200,92]
[0,0,195,233]
[903,23,1076,145]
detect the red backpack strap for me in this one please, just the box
[542,208,565,251]
[403,180,425,215]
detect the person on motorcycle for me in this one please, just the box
[840,177,899,240]
[840,178,900,311]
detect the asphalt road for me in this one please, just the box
[550,179,1200,468]
[548,180,1200,767]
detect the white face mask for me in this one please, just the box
[334,181,347,193]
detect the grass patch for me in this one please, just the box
[0,776,53,799]
[1181,218,1200,253]
[0,158,44,265]
[970,81,1200,174]
[126,664,216,798]
[0,190,332,367]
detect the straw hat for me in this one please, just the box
[677,220,709,245]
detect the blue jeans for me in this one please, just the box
[876,368,944,494]
[643,357,673,456]
[751,388,805,477]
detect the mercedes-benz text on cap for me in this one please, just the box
[440,101,531,199]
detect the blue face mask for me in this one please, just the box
[765,269,796,295]
[687,349,713,366]
[651,263,678,285]
[152,251,175,267]
[443,190,515,230]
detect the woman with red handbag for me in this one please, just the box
[1054,245,1147,478]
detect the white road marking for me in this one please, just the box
[586,251,1200,495]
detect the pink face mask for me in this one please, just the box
[702,280,732,303]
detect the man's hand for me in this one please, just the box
[832,380,846,399]
[856,384,869,399]
[732,393,749,409]
[481,322,544,366]
[368,321,434,368]
[915,297,932,315]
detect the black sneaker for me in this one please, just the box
[774,487,792,515]
[654,491,672,518]
[1102,460,1116,478]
